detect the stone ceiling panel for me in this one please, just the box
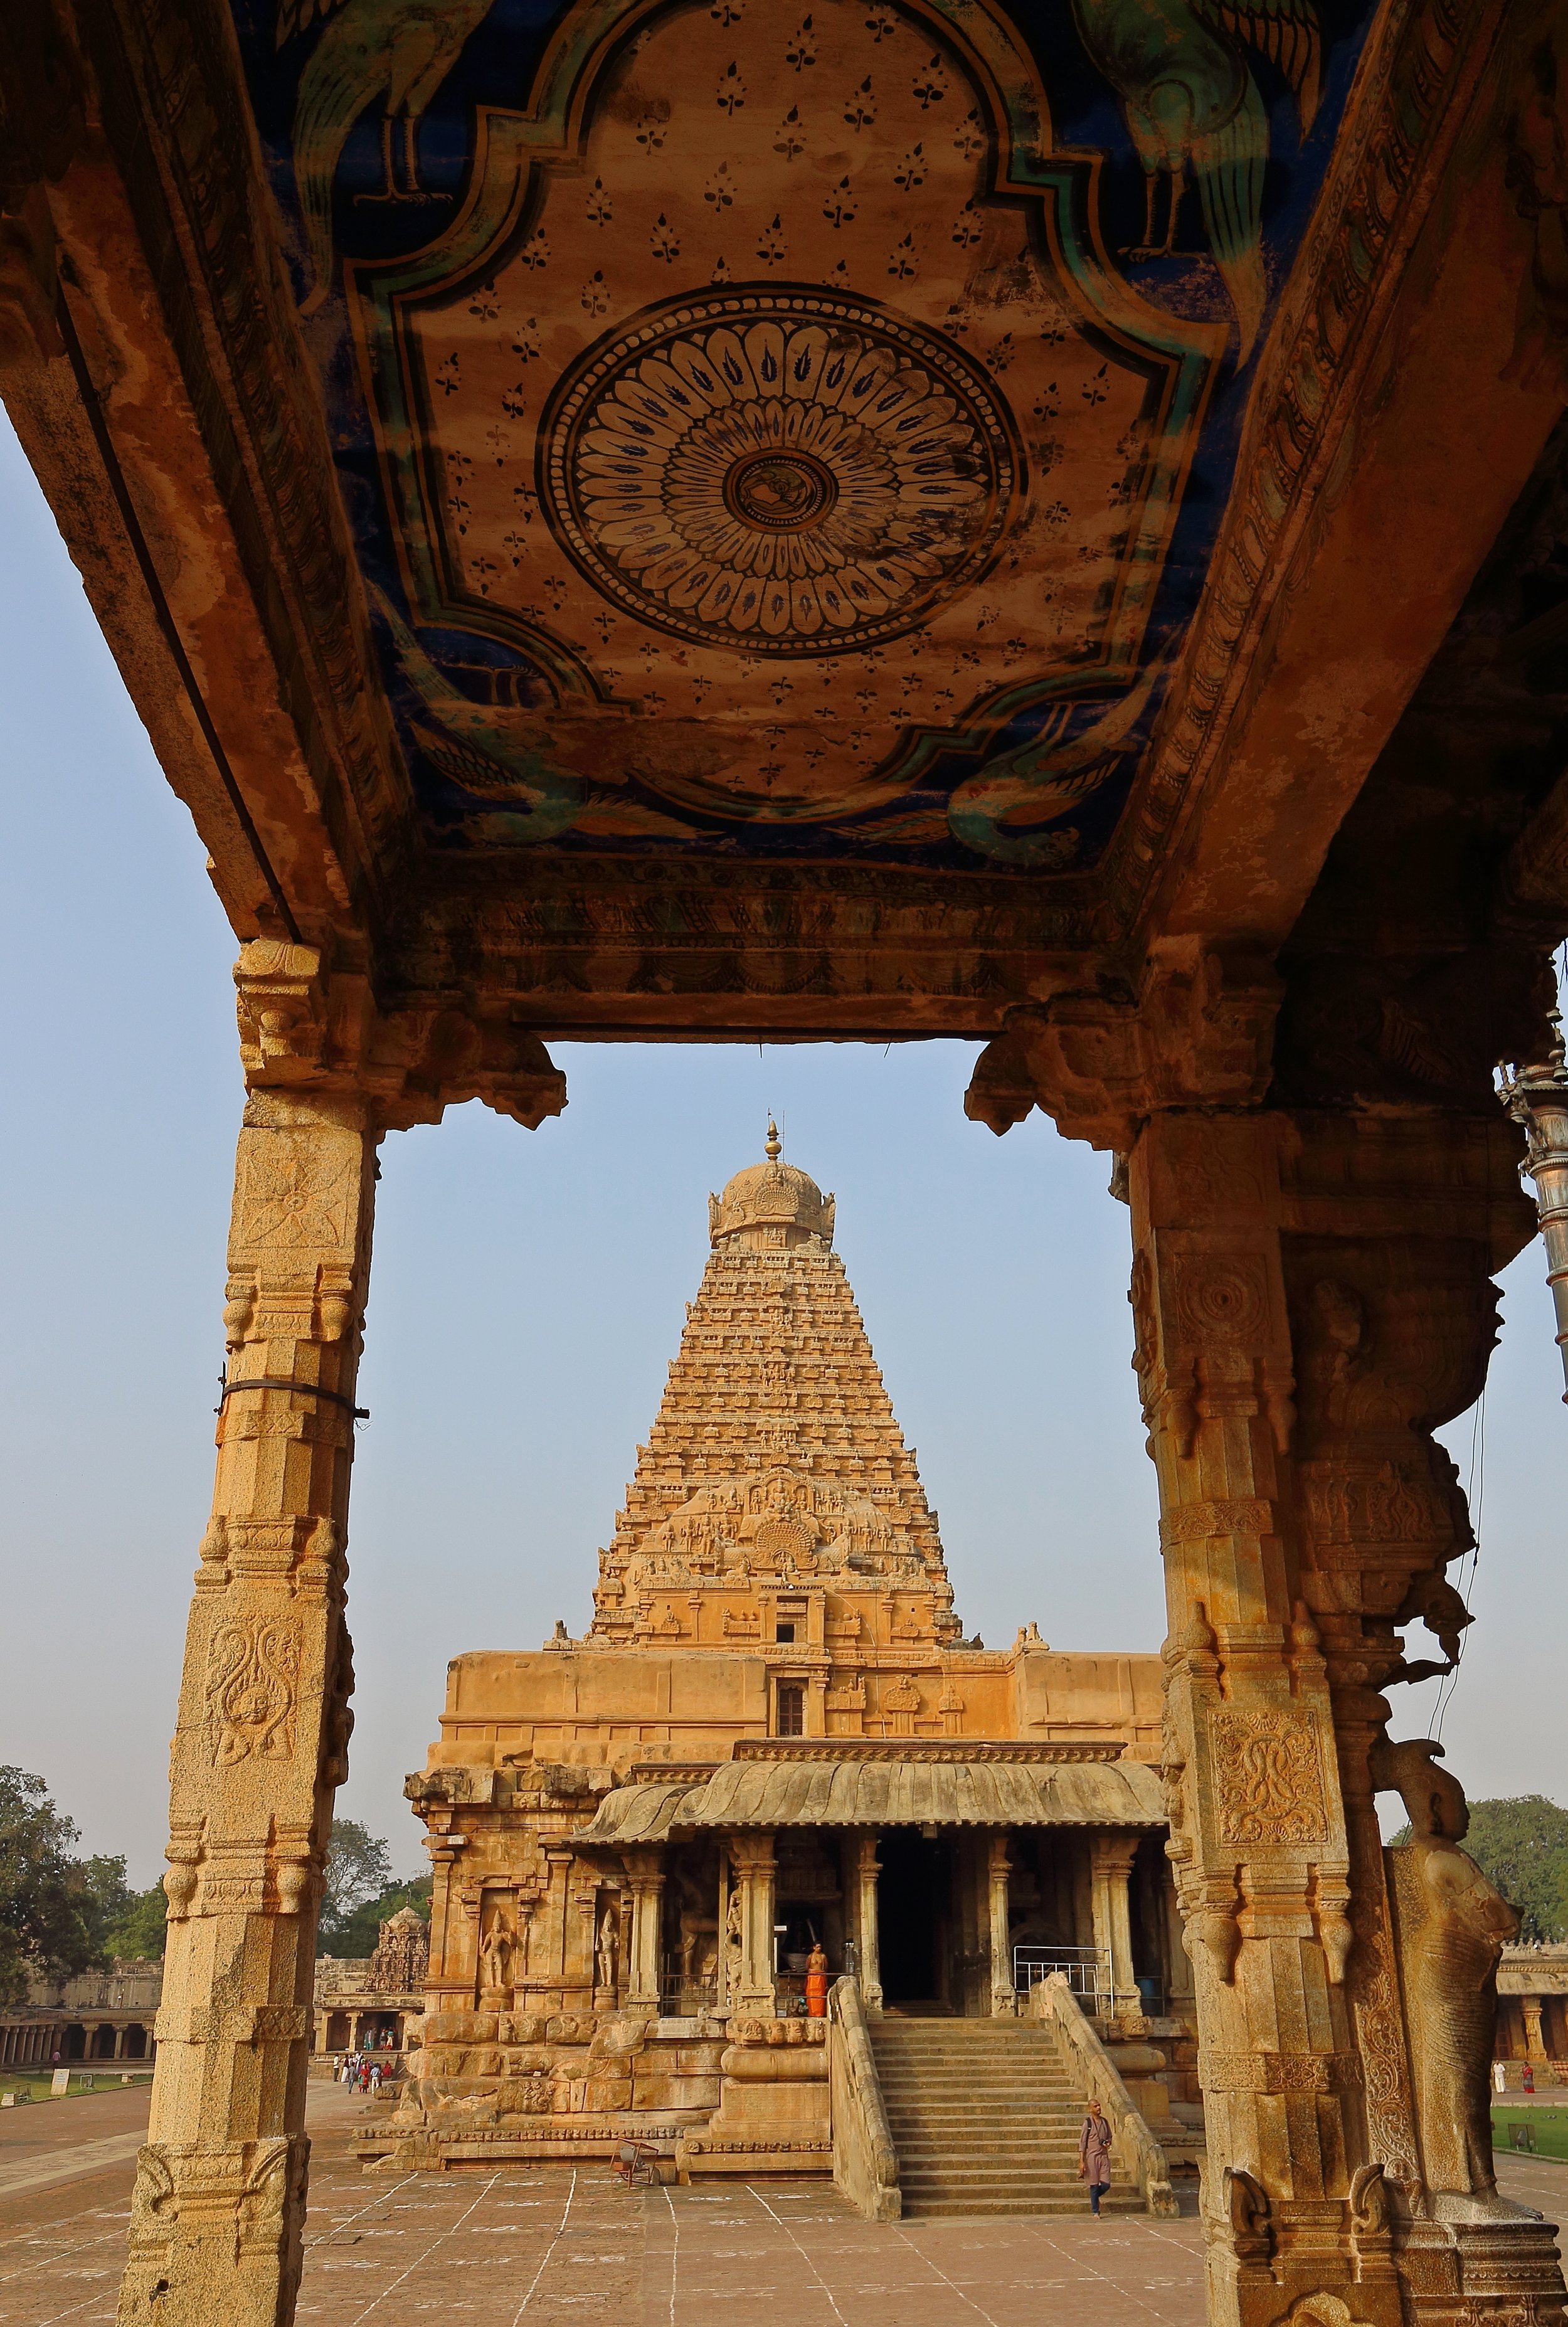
[231,0,1379,880]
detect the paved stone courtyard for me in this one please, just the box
[3,2083,1563,2327]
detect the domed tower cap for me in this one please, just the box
[708,1123,835,1250]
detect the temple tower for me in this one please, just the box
[588,1123,963,1684]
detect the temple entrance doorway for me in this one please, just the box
[879,1830,952,2011]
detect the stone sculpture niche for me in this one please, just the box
[477,1898,518,2001]
[1374,1737,1520,2217]
[594,1902,620,2000]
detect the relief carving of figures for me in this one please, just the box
[1375,1739,1520,2206]
[723,1884,743,2002]
[204,1613,302,1766]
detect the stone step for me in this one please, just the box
[884,2114,1081,2131]
[867,2011,1144,2221]
[871,2030,1056,2042]
[878,2075,1076,2090]
[879,2094,1074,2112]
[900,2196,1146,2219]
[900,2171,1111,2191]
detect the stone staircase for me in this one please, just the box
[867,2016,1146,2219]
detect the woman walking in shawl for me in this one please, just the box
[1079,2096,1113,2217]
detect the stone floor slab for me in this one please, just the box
[0,2085,1562,2326]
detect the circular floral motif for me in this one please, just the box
[542,293,1017,657]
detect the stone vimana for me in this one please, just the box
[5,0,1568,2314]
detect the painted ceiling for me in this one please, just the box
[234,0,1377,874]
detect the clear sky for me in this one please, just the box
[3,410,1563,1890]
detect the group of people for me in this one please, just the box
[337,2052,388,2093]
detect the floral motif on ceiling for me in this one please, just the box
[235,0,1377,871]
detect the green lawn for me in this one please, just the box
[1,2069,154,2105]
[1493,2106,1568,2162]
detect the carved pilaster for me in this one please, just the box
[119,1087,376,2327]
[1131,1113,1378,2327]
[852,1833,882,2014]
[623,1850,666,2010]
[987,1836,1015,2017]
[117,945,563,2327]
[729,1835,777,2018]
[1088,1834,1141,2020]
[1130,1103,1560,2327]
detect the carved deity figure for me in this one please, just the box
[722,1886,744,2003]
[595,1904,620,1995]
[478,1906,516,1995]
[1376,1738,1519,2202]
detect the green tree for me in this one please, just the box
[0,1768,105,2002]
[319,1874,432,1961]
[316,1819,393,1954]
[1463,1796,1568,1942]
[101,1882,171,1963]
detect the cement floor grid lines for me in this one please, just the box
[1,2083,1563,2325]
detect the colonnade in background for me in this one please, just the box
[615,1823,1158,2022]
[0,2020,152,2064]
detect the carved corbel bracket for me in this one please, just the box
[1224,2165,1274,2266]
[964,950,1281,1150]
[233,940,567,1132]
[235,942,334,1086]
[363,1004,568,1132]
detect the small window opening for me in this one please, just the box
[775,1621,796,1642]
[776,1682,805,1737]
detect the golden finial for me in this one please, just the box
[765,1116,781,1162]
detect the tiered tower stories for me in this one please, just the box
[588,1123,963,1675]
[418,1133,1160,1768]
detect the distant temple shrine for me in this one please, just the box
[396,1134,1195,2178]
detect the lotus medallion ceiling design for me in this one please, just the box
[235,0,1378,871]
[544,297,1016,661]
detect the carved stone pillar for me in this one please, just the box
[729,1835,777,2017]
[623,1850,666,2011]
[987,1835,1015,2017]
[1130,1104,1564,2327]
[117,1085,376,2327]
[1089,1833,1141,2020]
[537,1848,575,2003]
[852,1833,882,2013]
[1523,2001,1548,2064]
[114,940,563,2327]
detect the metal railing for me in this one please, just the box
[1013,1946,1111,2013]
[659,1969,718,2010]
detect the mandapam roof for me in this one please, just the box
[571,1741,1163,1843]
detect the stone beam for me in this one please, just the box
[0,0,406,947]
[1110,0,1568,960]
